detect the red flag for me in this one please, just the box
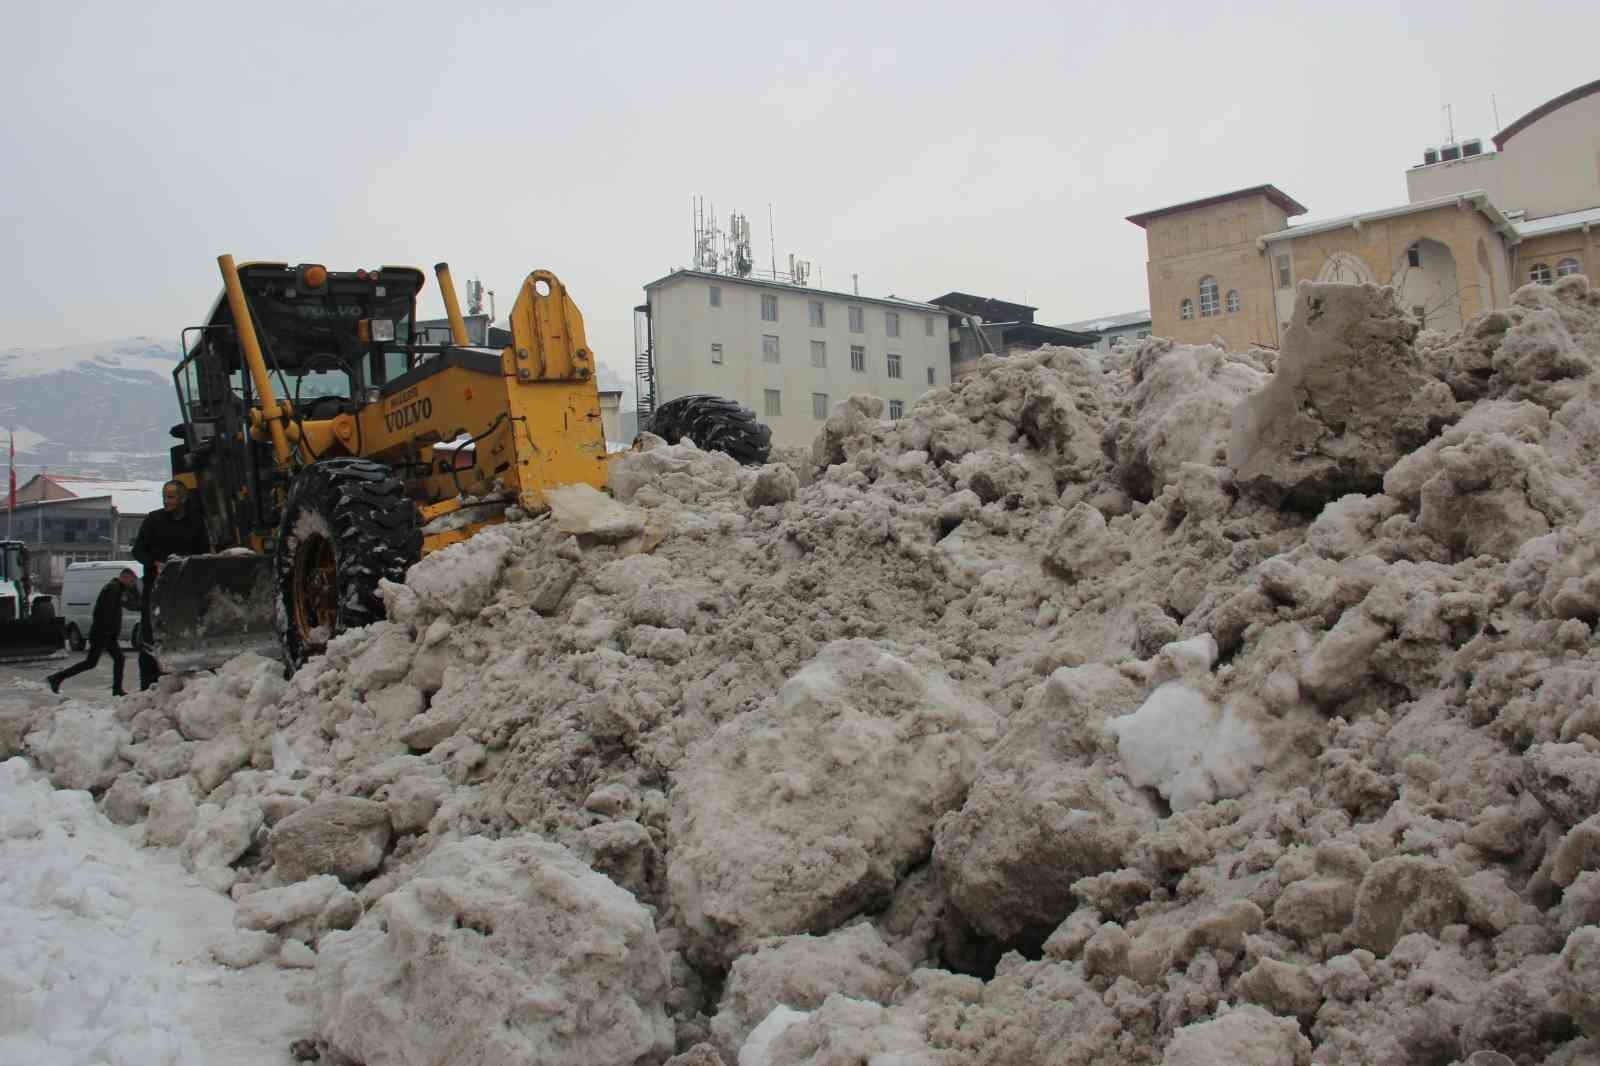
[7,430,14,513]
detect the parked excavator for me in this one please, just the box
[0,540,66,661]
[147,254,768,673]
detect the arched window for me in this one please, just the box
[1198,277,1220,317]
[1530,262,1552,284]
[1179,298,1194,321]
[1225,289,1240,313]
[1556,258,1582,278]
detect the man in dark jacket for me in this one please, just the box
[47,568,138,696]
[132,479,212,689]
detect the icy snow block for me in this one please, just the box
[1563,926,1600,1040]
[1108,682,1266,811]
[1229,283,1455,513]
[745,463,799,508]
[546,482,646,543]
[314,835,673,1066]
[934,760,1156,947]
[404,527,514,616]
[25,703,130,792]
[668,639,998,967]
[1161,1004,1312,1065]
[711,924,911,1062]
[1524,743,1600,828]
[271,796,392,884]
[1113,342,1263,501]
[235,874,348,932]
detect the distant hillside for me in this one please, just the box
[0,338,181,481]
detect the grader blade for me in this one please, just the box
[0,618,68,663]
[148,553,281,670]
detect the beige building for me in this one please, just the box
[1131,77,1599,347]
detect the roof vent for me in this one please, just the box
[1440,143,1462,161]
[1462,138,1483,157]
[1422,146,1439,165]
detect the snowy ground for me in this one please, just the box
[0,677,311,1066]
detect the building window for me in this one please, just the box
[1412,305,1427,327]
[1407,245,1421,269]
[1137,330,1151,339]
[888,399,904,420]
[1275,255,1291,289]
[711,342,723,364]
[925,317,935,337]
[887,352,902,379]
[812,392,829,419]
[886,311,900,337]
[1530,262,1552,284]
[761,294,779,321]
[762,334,780,362]
[764,389,782,417]
[809,300,826,327]
[927,366,936,385]
[1557,258,1582,278]
[1225,289,1240,313]
[1198,277,1220,317]
[1179,298,1194,321]
[850,345,866,372]
[848,306,864,333]
[709,285,721,307]
[811,340,827,368]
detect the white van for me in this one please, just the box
[62,560,144,650]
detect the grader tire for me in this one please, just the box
[274,459,421,670]
[646,394,772,466]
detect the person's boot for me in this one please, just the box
[47,676,62,694]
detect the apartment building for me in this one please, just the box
[640,270,948,448]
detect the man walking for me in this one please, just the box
[132,479,212,690]
[47,568,137,696]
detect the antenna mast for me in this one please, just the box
[1491,92,1501,132]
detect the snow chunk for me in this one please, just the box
[1162,1004,1311,1065]
[1108,682,1266,811]
[314,834,673,1066]
[668,640,998,966]
[25,702,130,792]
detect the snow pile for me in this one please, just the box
[11,274,1600,1064]
[0,755,312,1065]
[315,835,674,1066]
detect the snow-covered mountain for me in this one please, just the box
[0,338,183,481]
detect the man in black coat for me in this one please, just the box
[132,479,212,689]
[47,568,138,696]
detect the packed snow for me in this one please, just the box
[0,746,312,1065]
[6,275,1600,1065]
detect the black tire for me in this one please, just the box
[66,623,84,652]
[274,459,421,670]
[646,394,772,466]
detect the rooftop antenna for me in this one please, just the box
[1491,92,1501,132]
[1442,103,1455,144]
[768,203,777,280]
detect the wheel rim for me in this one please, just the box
[290,532,338,646]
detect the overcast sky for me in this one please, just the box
[4,1,1595,390]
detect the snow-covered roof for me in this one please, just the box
[1056,309,1152,333]
[0,338,179,382]
[643,270,943,312]
[1511,206,1600,241]
[1260,190,1514,245]
[41,475,167,515]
